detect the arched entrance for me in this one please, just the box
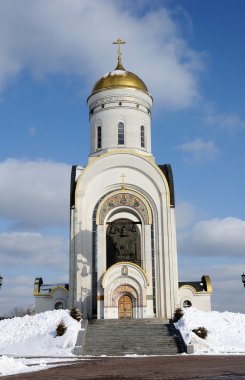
[118,295,133,319]
[106,218,141,268]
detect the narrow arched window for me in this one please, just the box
[118,122,124,145]
[141,125,145,148]
[97,126,102,149]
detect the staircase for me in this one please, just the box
[82,319,183,356]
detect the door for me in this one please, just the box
[118,295,133,319]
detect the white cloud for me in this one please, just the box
[0,0,203,109]
[176,138,219,163]
[0,276,36,316]
[205,104,245,132]
[176,201,197,229]
[0,231,68,269]
[0,158,70,228]
[178,217,245,258]
[0,230,68,313]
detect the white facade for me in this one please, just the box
[88,88,152,157]
[178,276,212,312]
[33,56,212,317]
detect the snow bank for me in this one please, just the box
[0,356,47,376]
[0,310,81,357]
[175,308,245,354]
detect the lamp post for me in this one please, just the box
[242,273,245,288]
[0,276,3,289]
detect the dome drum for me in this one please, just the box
[87,51,153,158]
[88,93,152,119]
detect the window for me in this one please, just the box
[97,126,102,149]
[141,125,145,148]
[183,300,192,308]
[118,122,124,145]
[55,302,64,310]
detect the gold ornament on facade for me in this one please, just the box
[120,173,126,190]
[99,192,150,225]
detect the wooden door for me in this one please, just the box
[118,295,132,319]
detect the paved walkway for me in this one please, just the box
[2,356,245,380]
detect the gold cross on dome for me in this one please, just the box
[120,173,126,190]
[113,38,126,65]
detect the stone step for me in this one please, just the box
[85,336,175,340]
[85,332,171,336]
[84,350,178,355]
[84,341,177,346]
[82,319,181,356]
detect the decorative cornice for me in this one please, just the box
[89,95,151,111]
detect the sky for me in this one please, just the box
[0,0,245,315]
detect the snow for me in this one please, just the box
[0,356,81,377]
[0,356,48,376]
[103,70,126,78]
[1,308,245,375]
[0,310,81,357]
[175,307,245,354]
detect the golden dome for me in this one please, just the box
[91,61,149,95]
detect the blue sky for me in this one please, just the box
[0,0,245,314]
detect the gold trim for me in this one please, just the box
[101,261,149,288]
[97,295,104,300]
[33,286,69,298]
[203,275,212,293]
[75,150,171,208]
[179,284,201,295]
[96,189,152,225]
[179,282,212,295]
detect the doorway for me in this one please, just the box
[118,295,133,319]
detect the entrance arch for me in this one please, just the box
[118,295,133,319]
[101,262,149,319]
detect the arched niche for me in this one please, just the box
[106,218,141,268]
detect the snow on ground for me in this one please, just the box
[0,310,81,357]
[175,307,245,354]
[0,356,83,377]
[1,308,245,376]
[0,356,48,376]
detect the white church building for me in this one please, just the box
[34,40,212,318]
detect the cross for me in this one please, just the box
[120,173,126,190]
[113,38,126,65]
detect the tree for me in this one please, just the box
[70,306,82,321]
[55,320,67,337]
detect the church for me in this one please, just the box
[34,39,212,318]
